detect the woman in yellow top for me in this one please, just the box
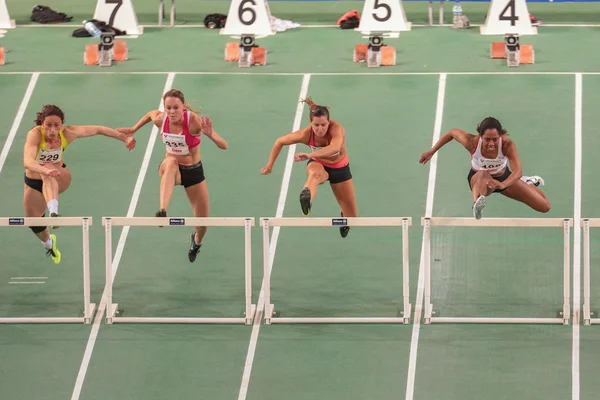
[23,104,136,264]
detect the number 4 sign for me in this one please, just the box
[93,0,142,36]
[358,0,411,33]
[222,0,274,37]
[480,0,537,36]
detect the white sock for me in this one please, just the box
[47,199,59,215]
[42,237,53,249]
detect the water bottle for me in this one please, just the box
[83,20,102,38]
[452,0,463,26]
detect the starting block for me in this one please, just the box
[490,34,534,67]
[353,35,396,67]
[84,32,128,67]
[224,35,266,67]
[0,47,5,66]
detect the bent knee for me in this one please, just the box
[308,169,328,182]
[538,201,551,213]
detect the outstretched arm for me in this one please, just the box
[191,114,228,150]
[261,127,309,175]
[64,125,136,150]
[419,128,475,164]
[117,110,163,136]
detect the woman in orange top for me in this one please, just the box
[261,97,357,238]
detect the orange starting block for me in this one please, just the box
[353,35,397,67]
[353,44,396,66]
[224,42,266,66]
[490,36,534,65]
[0,47,5,66]
[84,39,128,66]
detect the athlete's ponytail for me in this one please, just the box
[301,97,330,121]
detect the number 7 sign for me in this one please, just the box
[93,0,142,36]
[480,0,537,36]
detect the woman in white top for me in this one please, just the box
[419,117,550,219]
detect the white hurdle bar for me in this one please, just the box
[103,217,256,324]
[260,217,412,324]
[582,218,600,325]
[422,217,572,325]
[0,217,96,324]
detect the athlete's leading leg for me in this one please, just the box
[469,171,495,219]
[157,157,182,216]
[23,186,61,264]
[184,180,209,262]
[299,162,329,215]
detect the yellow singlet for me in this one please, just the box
[35,127,69,165]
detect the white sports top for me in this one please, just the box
[470,136,508,175]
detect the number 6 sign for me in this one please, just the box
[222,0,274,36]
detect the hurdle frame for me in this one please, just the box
[158,0,176,26]
[260,216,412,324]
[422,217,572,325]
[103,216,256,324]
[0,217,96,324]
[428,0,445,26]
[582,218,600,325]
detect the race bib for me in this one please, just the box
[36,147,63,164]
[162,133,189,155]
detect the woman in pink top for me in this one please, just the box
[118,89,228,262]
[261,97,357,238]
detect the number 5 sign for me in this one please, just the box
[358,0,411,33]
[222,0,274,37]
[93,0,142,36]
[480,0,537,36]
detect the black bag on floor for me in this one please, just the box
[31,5,73,24]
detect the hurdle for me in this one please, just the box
[428,0,444,26]
[103,217,256,324]
[158,0,175,27]
[582,218,600,325]
[422,217,572,325]
[0,217,95,324]
[260,217,412,324]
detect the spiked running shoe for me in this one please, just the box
[299,187,312,216]
[45,234,61,264]
[188,232,202,263]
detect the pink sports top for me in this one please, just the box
[308,129,349,169]
[160,111,200,156]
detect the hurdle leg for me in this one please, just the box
[584,219,591,324]
[82,217,96,324]
[104,218,119,324]
[244,218,256,324]
[428,1,433,26]
[158,0,164,26]
[402,218,411,324]
[262,219,274,324]
[423,218,433,323]
[562,219,571,325]
[170,0,176,26]
[439,1,444,25]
